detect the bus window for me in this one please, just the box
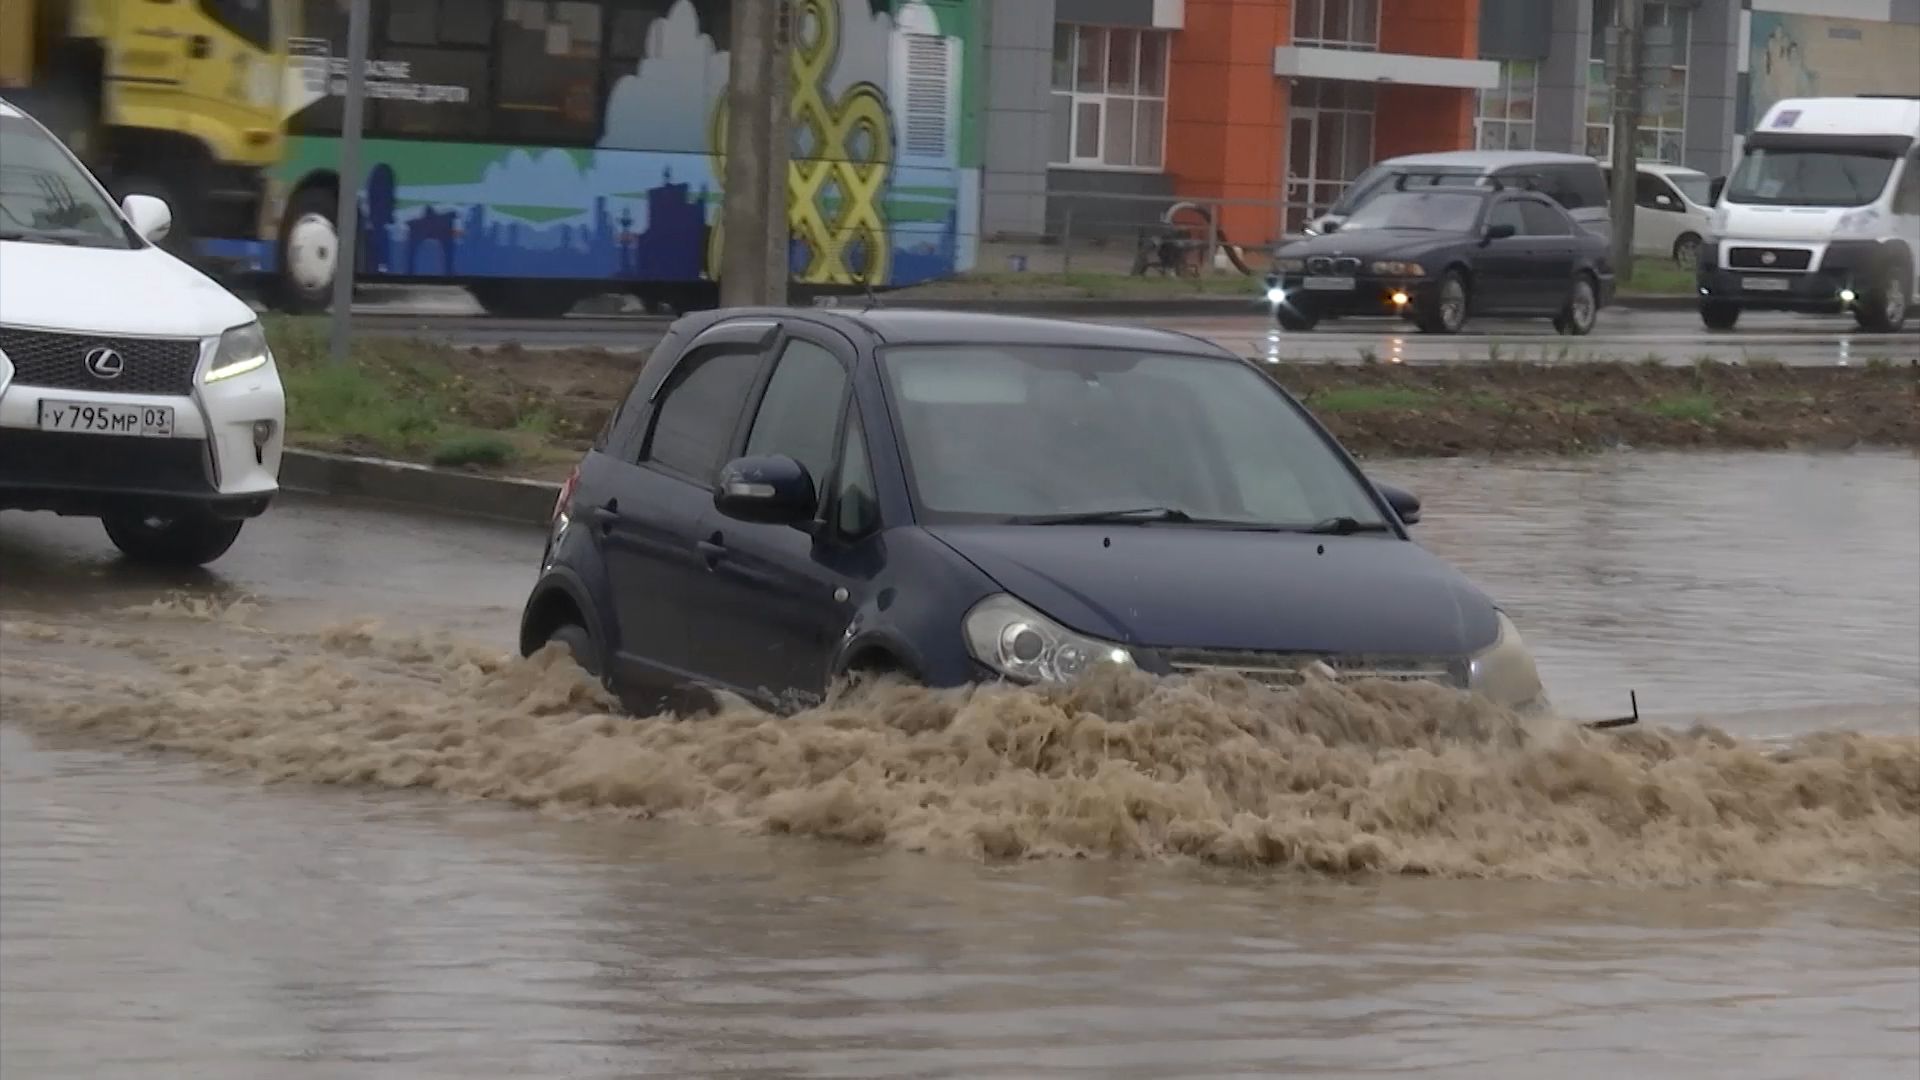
[496,1,604,141]
[200,0,274,51]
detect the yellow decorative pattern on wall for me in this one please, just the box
[707,0,896,285]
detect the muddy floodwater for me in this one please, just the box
[2,450,1916,1079]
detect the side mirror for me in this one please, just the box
[714,454,817,527]
[1483,222,1517,243]
[1654,193,1675,209]
[1321,219,1342,234]
[121,194,172,243]
[1376,482,1421,525]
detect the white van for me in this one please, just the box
[1699,95,1920,334]
[1602,161,1717,265]
[1309,150,1613,241]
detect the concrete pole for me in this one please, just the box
[720,0,792,308]
[327,0,370,364]
[1607,0,1642,281]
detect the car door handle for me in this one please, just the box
[584,500,620,531]
[698,534,727,567]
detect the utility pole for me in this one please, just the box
[1606,0,1642,281]
[327,0,370,364]
[719,0,794,308]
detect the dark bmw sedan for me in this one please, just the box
[519,309,1551,718]
[1265,179,1615,335]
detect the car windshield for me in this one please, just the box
[1724,148,1897,208]
[1668,171,1714,205]
[1339,190,1485,232]
[1329,166,1477,216]
[0,113,134,249]
[877,345,1391,530]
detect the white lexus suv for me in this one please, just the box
[0,97,285,566]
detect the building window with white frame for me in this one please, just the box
[1477,60,1539,151]
[1586,0,1690,163]
[1293,0,1381,51]
[1049,24,1170,170]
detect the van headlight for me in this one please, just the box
[205,321,272,383]
[1834,208,1882,238]
[1467,610,1547,713]
[962,594,1134,684]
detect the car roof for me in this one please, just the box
[1375,149,1598,169]
[683,307,1237,356]
[0,97,22,119]
[1632,161,1708,176]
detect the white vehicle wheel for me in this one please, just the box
[270,186,341,314]
[103,510,245,567]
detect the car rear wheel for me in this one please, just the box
[1553,275,1599,336]
[1699,300,1741,331]
[542,622,603,678]
[1853,266,1911,334]
[1416,271,1469,334]
[102,510,245,567]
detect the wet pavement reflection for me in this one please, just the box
[2,450,1917,1078]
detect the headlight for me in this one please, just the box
[1834,208,1882,238]
[1275,258,1306,272]
[1467,610,1546,712]
[205,321,271,383]
[962,593,1134,684]
[1369,261,1426,276]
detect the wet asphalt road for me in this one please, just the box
[316,287,1918,366]
[2,452,1918,1078]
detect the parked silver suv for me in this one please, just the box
[1308,150,1614,241]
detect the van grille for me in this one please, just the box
[1727,246,1813,271]
[0,326,202,396]
[1163,650,1465,690]
[1305,256,1362,275]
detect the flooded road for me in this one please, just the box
[3,450,1917,1078]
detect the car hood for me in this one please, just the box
[0,241,256,338]
[1717,203,1856,242]
[926,524,1501,657]
[1277,229,1460,261]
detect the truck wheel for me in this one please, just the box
[469,281,584,319]
[1700,300,1740,331]
[271,186,340,314]
[103,510,245,567]
[1854,266,1911,334]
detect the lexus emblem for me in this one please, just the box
[84,347,124,380]
[1761,251,1777,265]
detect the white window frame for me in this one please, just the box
[1049,23,1171,171]
[1292,0,1381,51]
[1476,60,1539,151]
[1586,1,1691,164]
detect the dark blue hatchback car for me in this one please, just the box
[519,308,1552,717]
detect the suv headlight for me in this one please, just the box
[1834,208,1882,238]
[205,321,272,383]
[1467,610,1546,713]
[962,593,1134,684]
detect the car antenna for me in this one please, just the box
[862,278,883,311]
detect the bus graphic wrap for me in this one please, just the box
[273,0,978,299]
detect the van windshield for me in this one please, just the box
[1724,148,1897,208]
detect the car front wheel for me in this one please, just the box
[1417,271,1469,334]
[1700,299,1741,331]
[1854,266,1911,334]
[542,622,603,678]
[102,510,245,567]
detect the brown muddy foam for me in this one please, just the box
[4,613,1918,887]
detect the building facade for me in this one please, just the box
[977,0,1920,252]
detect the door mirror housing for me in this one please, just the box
[1376,482,1421,525]
[1483,222,1517,243]
[1321,219,1341,234]
[1654,193,1675,209]
[714,454,818,527]
[121,194,172,244]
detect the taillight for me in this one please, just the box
[553,464,581,523]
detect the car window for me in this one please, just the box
[835,407,879,538]
[1636,172,1678,210]
[0,115,134,249]
[1546,164,1609,210]
[642,344,763,483]
[1340,190,1485,232]
[1518,199,1570,235]
[878,346,1388,528]
[1488,200,1527,234]
[743,337,850,489]
[1895,157,1920,215]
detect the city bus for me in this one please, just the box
[247,0,981,316]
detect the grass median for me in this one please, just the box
[269,317,1917,477]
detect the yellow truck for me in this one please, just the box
[0,0,287,272]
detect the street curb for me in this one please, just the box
[873,293,1696,318]
[281,448,559,527]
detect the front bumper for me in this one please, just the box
[1695,238,1894,313]
[1276,274,1432,318]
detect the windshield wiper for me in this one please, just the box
[1021,506,1201,526]
[1303,516,1393,535]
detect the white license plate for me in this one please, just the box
[1303,275,1356,291]
[37,400,176,437]
[1743,276,1792,292]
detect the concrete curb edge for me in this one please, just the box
[282,448,559,528]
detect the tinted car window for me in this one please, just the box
[643,345,763,482]
[835,408,879,537]
[1635,172,1677,209]
[1488,200,1526,233]
[1543,163,1609,210]
[878,346,1387,528]
[743,338,849,488]
[1518,199,1570,235]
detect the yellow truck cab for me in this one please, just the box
[0,0,287,270]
